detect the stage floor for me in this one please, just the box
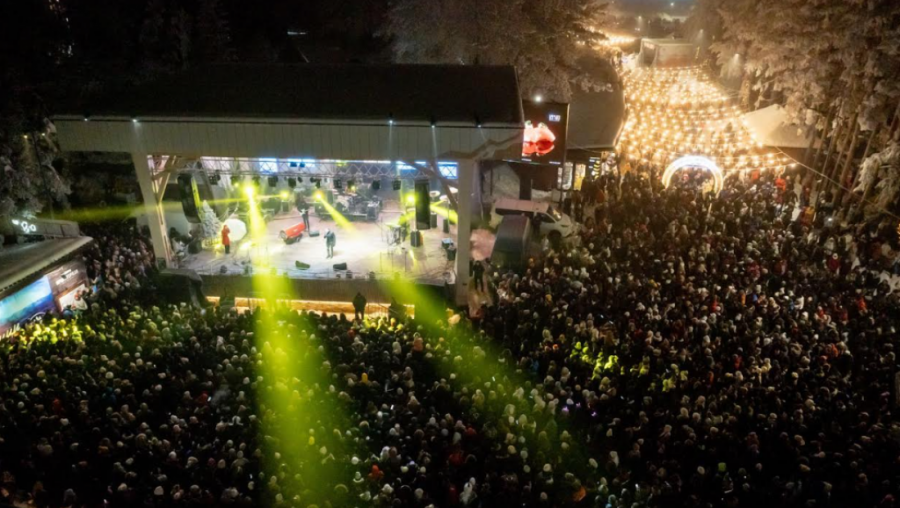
[182,205,464,285]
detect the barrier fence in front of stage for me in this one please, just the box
[200,273,453,310]
[184,248,456,288]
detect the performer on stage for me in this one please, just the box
[325,229,336,258]
[302,207,310,230]
[221,224,231,255]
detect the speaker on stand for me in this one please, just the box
[177,173,201,223]
[414,179,431,230]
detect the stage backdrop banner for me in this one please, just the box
[521,100,570,167]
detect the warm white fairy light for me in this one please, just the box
[616,66,793,174]
[595,35,637,47]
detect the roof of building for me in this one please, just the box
[567,86,626,152]
[61,63,523,126]
[0,237,93,295]
[641,38,697,46]
[743,104,816,149]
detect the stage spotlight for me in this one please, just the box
[279,190,290,200]
[406,194,416,205]
[268,176,278,188]
[372,180,381,191]
[243,185,256,197]
[347,179,356,191]
[210,174,220,185]
[287,177,297,188]
[315,180,321,189]
[252,176,261,188]
[315,191,324,201]
[392,179,402,191]
[334,179,343,190]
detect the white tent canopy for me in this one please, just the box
[743,105,814,149]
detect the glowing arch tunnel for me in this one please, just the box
[662,155,725,194]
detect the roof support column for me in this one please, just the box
[132,152,172,268]
[455,159,474,305]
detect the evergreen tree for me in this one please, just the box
[199,200,222,240]
[195,0,235,63]
[381,0,613,101]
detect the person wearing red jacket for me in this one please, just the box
[827,253,841,274]
[221,224,231,255]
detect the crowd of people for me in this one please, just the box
[3,169,900,508]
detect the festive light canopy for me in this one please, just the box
[616,66,796,175]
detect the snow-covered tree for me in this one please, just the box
[853,142,900,217]
[198,200,222,240]
[381,0,614,101]
[0,122,69,217]
[693,0,900,217]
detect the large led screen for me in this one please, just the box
[522,100,569,166]
[0,276,56,339]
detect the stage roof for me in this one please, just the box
[59,64,523,126]
[52,64,526,161]
[0,237,93,296]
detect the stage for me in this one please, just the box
[181,200,462,286]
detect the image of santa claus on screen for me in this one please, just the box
[522,120,557,157]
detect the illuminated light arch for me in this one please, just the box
[662,155,724,194]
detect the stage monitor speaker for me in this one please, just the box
[295,261,311,270]
[333,262,348,271]
[415,179,431,229]
[177,174,201,223]
[410,230,424,247]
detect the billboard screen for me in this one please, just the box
[0,276,56,339]
[522,101,569,166]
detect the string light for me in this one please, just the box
[616,66,792,175]
[594,35,637,47]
